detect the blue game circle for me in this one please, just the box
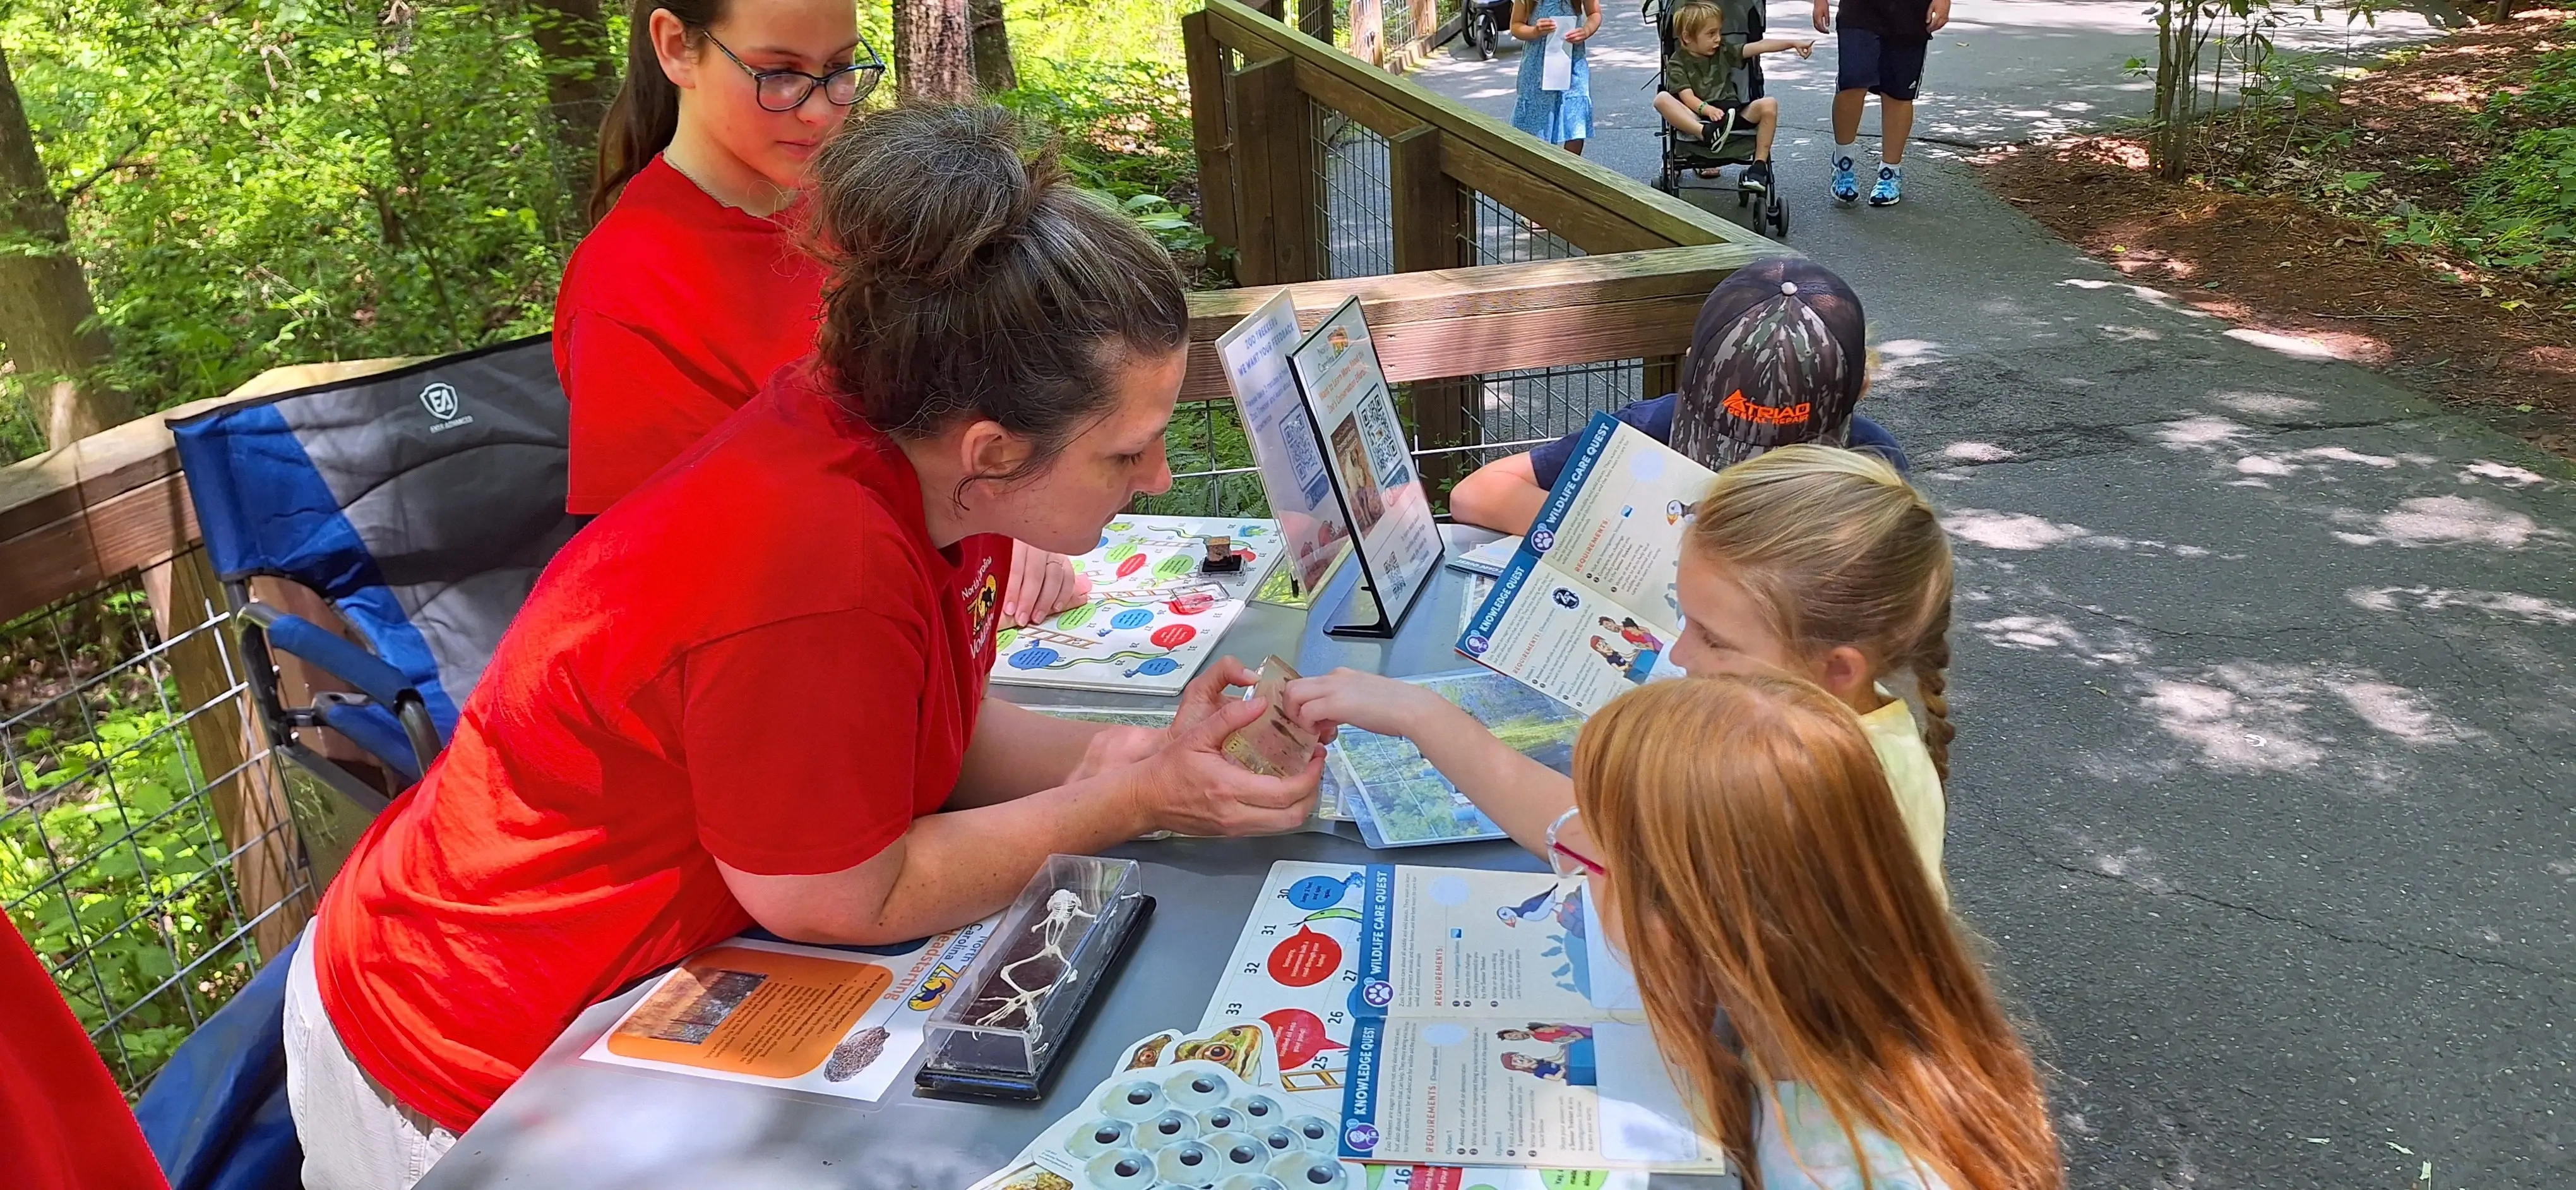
[1285,875,1347,910]
[1110,608,1154,630]
[1006,647,1061,670]
[1136,657,1180,676]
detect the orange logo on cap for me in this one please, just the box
[1722,390,1811,426]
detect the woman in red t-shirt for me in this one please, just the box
[282,104,1324,1190]
[559,0,1086,622]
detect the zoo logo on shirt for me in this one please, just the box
[962,562,1001,656]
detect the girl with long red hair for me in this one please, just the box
[1571,674,2061,1189]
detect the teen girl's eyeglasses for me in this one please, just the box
[1546,807,1606,878]
[705,32,885,112]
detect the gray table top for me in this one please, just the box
[419,527,1568,1190]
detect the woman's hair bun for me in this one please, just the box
[809,104,1061,291]
[804,102,1190,467]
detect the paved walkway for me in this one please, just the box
[1414,5,2572,1187]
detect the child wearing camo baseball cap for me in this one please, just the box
[1449,256,1908,534]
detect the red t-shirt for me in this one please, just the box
[311,363,1011,1133]
[1,925,168,1190]
[554,155,828,515]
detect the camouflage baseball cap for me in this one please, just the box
[1669,257,1867,471]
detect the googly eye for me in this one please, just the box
[1135,1110,1198,1150]
[1195,1106,1240,1134]
[1100,1079,1167,1121]
[1155,1140,1219,1182]
[1232,1093,1281,1122]
[1266,1152,1349,1189]
[1083,1148,1157,1190]
[1284,1115,1335,1151]
[1164,1069,1230,1109]
[1070,1118,1132,1158]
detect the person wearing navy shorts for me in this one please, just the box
[1815,0,1948,207]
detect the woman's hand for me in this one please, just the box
[1283,668,1447,741]
[1172,656,1264,738]
[1127,694,1322,837]
[1005,540,1094,627]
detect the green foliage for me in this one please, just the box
[2378,22,2576,286]
[4,0,579,439]
[4,691,252,1090]
[3,0,1219,464]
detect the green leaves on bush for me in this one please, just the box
[5,692,252,1090]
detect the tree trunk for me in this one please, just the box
[522,0,617,200]
[969,0,1018,94]
[0,44,133,450]
[893,0,977,102]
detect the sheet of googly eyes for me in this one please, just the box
[967,1059,1356,1190]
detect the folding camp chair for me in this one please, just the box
[171,335,579,886]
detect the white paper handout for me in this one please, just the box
[580,922,994,1103]
[1542,23,1573,91]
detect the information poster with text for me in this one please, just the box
[1218,289,1352,594]
[1290,297,1443,627]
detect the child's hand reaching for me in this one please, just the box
[1284,668,1448,742]
[1792,39,1815,57]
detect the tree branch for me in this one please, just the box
[53,131,150,205]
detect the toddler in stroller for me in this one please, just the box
[1647,0,1810,235]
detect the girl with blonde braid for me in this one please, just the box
[1286,443,1956,899]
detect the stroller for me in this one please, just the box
[1643,0,1787,237]
[1460,0,1515,60]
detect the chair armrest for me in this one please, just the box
[312,699,425,786]
[241,606,416,712]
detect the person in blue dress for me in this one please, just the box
[1509,0,1601,154]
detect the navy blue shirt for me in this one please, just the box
[1525,395,1912,490]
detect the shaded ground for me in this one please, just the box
[1979,10,2576,460]
[1414,4,2575,1188]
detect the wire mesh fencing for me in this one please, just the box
[3,574,307,1096]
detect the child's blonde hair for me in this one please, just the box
[1575,675,2061,1190]
[1684,444,1955,779]
[1671,1,1726,43]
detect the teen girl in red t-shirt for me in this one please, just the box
[557,0,1085,623]
[282,105,1325,1189]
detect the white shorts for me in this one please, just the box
[282,925,458,1190]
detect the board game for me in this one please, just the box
[1329,670,1585,849]
[991,517,1286,696]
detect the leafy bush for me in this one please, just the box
[6,0,576,432]
[4,694,253,1090]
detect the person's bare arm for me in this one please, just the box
[950,658,1265,808]
[1284,670,1573,860]
[1510,0,1554,42]
[1448,454,1546,534]
[723,694,1321,945]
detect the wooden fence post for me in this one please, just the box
[1182,10,1241,279]
[146,548,308,961]
[1389,126,1476,492]
[1227,54,1319,286]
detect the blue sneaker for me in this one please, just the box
[1868,164,1902,207]
[1831,154,1859,204]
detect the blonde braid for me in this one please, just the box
[1911,598,1955,788]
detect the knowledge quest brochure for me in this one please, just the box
[1457,413,1715,716]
